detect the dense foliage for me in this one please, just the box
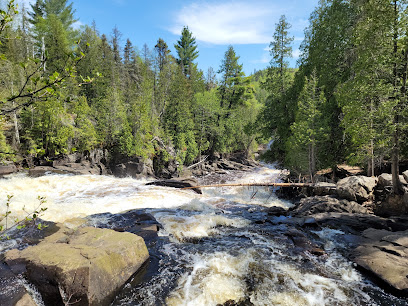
[1,0,407,192]
[0,0,262,169]
[261,0,408,192]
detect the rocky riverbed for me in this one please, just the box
[1,162,408,305]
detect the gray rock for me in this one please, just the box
[378,173,408,187]
[336,176,377,202]
[404,170,408,184]
[375,193,408,217]
[5,227,149,306]
[291,196,367,217]
[313,182,337,196]
[146,178,202,194]
[351,229,408,294]
[0,262,37,306]
[0,164,17,176]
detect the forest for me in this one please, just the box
[0,0,408,193]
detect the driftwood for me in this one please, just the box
[187,155,209,169]
[181,182,312,190]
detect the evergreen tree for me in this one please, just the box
[261,15,295,159]
[155,38,170,73]
[339,0,408,192]
[288,70,327,180]
[174,26,198,78]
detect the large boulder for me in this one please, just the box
[378,173,408,187]
[351,229,408,294]
[0,164,17,176]
[404,170,408,183]
[291,196,368,217]
[5,227,149,306]
[336,176,377,202]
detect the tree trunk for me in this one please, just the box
[308,143,316,183]
[391,0,401,194]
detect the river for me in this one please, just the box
[0,166,407,305]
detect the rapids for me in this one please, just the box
[0,167,407,305]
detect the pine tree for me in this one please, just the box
[261,15,295,159]
[174,26,199,78]
[155,38,170,73]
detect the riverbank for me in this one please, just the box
[1,166,408,305]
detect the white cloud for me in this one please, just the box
[73,20,84,30]
[170,1,283,45]
[292,48,301,59]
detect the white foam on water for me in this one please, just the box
[166,251,252,306]
[153,210,251,242]
[0,174,200,226]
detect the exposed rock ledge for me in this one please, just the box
[269,195,408,295]
[5,226,149,306]
[351,228,408,295]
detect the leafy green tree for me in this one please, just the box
[174,26,199,78]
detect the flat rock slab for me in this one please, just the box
[351,229,408,294]
[146,178,202,194]
[5,226,149,306]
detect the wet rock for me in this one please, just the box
[266,206,288,217]
[87,210,161,245]
[285,229,325,256]
[5,227,149,306]
[336,176,377,202]
[146,178,202,194]
[0,262,37,306]
[309,213,392,233]
[351,229,408,294]
[313,182,337,196]
[0,164,17,176]
[291,196,368,217]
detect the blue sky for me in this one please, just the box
[20,0,319,76]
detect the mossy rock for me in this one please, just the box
[5,227,149,306]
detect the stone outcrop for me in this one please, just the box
[28,149,110,176]
[351,228,408,294]
[5,226,149,306]
[111,157,154,178]
[336,176,377,202]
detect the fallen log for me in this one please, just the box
[181,182,312,190]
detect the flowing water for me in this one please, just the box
[0,166,407,306]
